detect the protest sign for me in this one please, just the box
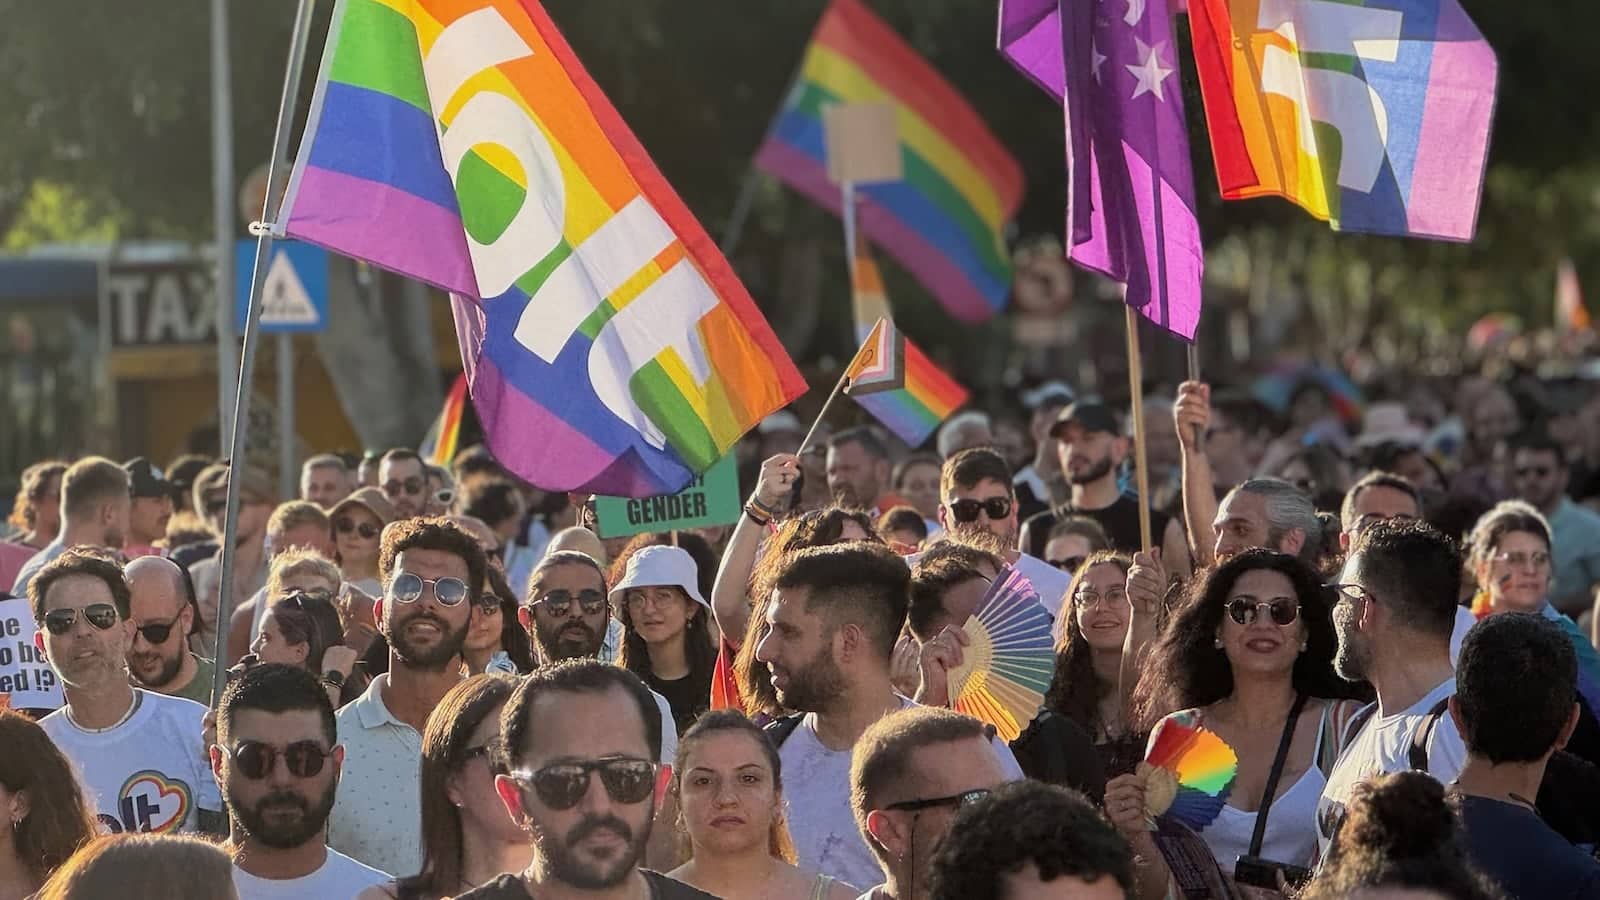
[0,596,62,710]
[824,101,904,185]
[594,455,741,539]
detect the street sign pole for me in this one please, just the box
[278,332,295,500]
[211,0,237,451]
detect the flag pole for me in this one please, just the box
[797,371,850,457]
[1125,304,1153,552]
[211,0,318,709]
[1185,338,1204,451]
[795,179,862,458]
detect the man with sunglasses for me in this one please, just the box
[31,549,225,836]
[121,457,175,560]
[457,659,716,900]
[125,556,214,705]
[1509,430,1600,617]
[327,517,486,876]
[1317,520,1467,856]
[937,448,1071,621]
[215,663,389,897]
[849,707,1013,900]
[379,448,430,520]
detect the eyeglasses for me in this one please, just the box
[1514,465,1554,479]
[1072,588,1126,610]
[1330,583,1376,607]
[43,603,120,636]
[1050,555,1088,573]
[1226,597,1301,627]
[383,477,425,497]
[473,594,502,614]
[1492,550,1551,570]
[390,571,470,606]
[948,497,1013,524]
[884,788,991,813]
[508,757,658,810]
[532,589,607,618]
[334,517,380,539]
[225,740,335,779]
[435,489,455,507]
[134,615,183,645]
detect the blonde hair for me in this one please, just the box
[34,834,236,900]
[267,500,330,541]
[265,547,342,600]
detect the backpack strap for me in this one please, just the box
[763,713,805,748]
[1408,697,1453,773]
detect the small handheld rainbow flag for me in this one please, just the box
[756,0,1023,323]
[1138,715,1238,831]
[420,374,469,466]
[843,317,967,449]
[279,0,806,497]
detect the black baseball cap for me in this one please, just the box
[123,457,176,499]
[1049,402,1120,440]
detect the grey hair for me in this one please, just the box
[937,411,993,459]
[1237,477,1321,562]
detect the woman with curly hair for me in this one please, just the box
[1107,550,1371,899]
[1,460,65,590]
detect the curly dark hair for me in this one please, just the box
[1043,552,1132,738]
[378,516,489,602]
[1302,772,1505,900]
[1131,549,1370,731]
[927,781,1134,900]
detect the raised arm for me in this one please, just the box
[711,454,797,647]
[1175,381,1218,570]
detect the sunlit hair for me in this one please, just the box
[0,710,97,886]
[1042,552,1132,738]
[394,674,518,900]
[10,460,66,531]
[670,710,797,866]
[265,547,342,602]
[1464,499,1551,573]
[32,833,234,900]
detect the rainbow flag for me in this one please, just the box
[279,0,806,497]
[755,0,1023,323]
[420,373,469,466]
[844,317,968,448]
[1189,0,1497,241]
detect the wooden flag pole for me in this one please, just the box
[797,370,850,457]
[1186,340,1204,451]
[211,0,317,709]
[1125,305,1153,552]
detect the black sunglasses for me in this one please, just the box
[509,757,658,811]
[1226,597,1300,627]
[532,588,607,618]
[390,571,470,606]
[226,740,335,779]
[334,517,380,539]
[43,603,120,636]
[948,497,1012,524]
[383,477,425,496]
[134,615,183,645]
[1049,555,1088,573]
[884,788,991,813]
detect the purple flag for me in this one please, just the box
[999,0,1203,340]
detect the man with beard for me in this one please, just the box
[754,543,1023,889]
[125,556,215,705]
[519,551,677,760]
[326,517,486,875]
[380,448,431,520]
[187,462,276,657]
[121,457,174,559]
[826,427,905,517]
[215,663,388,897]
[32,549,225,835]
[936,449,1072,618]
[456,659,716,900]
[1317,520,1466,856]
[1019,402,1189,575]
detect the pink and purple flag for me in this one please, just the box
[999,0,1204,341]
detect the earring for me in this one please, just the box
[1300,642,1308,653]
[1213,636,1224,648]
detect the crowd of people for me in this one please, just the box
[3,368,1600,899]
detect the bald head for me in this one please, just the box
[126,556,188,604]
[125,556,195,688]
[546,526,608,566]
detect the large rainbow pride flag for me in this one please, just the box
[279,0,806,497]
[844,314,969,448]
[755,0,1024,323]
[1189,0,1497,241]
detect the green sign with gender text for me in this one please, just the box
[594,455,741,538]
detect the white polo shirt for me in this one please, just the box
[326,674,425,877]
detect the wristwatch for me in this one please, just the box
[321,670,347,690]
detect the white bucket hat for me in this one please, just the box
[608,545,709,609]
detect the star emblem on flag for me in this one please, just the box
[1125,38,1173,101]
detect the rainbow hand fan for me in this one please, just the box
[945,565,1055,742]
[1137,716,1238,831]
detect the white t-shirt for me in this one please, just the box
[232,847,389,899]
[1316,679,1467,857]
[1449,605,1476,665]
[40,689,221,834]
[779,697,1025,890]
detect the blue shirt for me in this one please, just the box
[1549,498,1600,614]
[1459,794,1600,899]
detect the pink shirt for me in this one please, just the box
[0,541,37,596]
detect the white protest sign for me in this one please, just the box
[0,596,63,710]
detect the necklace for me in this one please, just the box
[65,690,140,734]
[1507,791,1539,814]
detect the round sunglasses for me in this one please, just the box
[43,603,120,636]
[509,756,658,810]
[1225,597,1300,627]
[225,740,335,779]
[390,571,470,607]
[531,588,607,618]
[333,517,380,539]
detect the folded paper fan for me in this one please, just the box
[1139,716,1238,831]
[946,565,1055,742]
